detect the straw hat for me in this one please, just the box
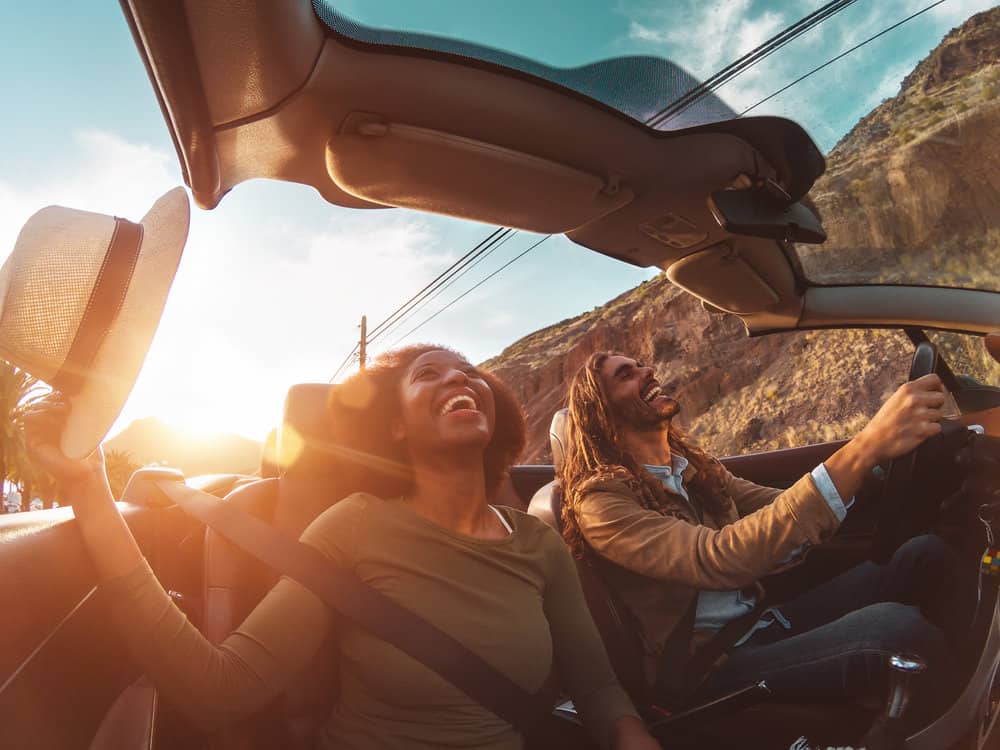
[0,187,189,458]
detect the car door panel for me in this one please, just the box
[0,503,206,749]
[720,439,847,489]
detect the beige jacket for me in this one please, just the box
[575,462,842,685]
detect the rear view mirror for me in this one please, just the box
[708,187,827,244]
[987,332,1000,365]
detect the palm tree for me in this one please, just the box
[0,360,46,506]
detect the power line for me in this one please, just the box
[333,0,933,374]
[391,236,551,346]
[367,227,511,341]
[329,350,358,383]
[387,0,942,348]
[647,0,859,129]
[368,230,517,346]
[329,227,509,381]
[739,0,947,116]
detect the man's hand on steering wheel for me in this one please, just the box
[855,374,948,466]
[824,374,947,512]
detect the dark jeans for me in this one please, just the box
[698,535,962,707]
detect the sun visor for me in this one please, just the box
[666,243,782,314]
[326,114,633,233]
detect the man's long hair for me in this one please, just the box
[560,351,728,558]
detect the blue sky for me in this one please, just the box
[0,0,994,441]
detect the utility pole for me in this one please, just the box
[358,315,367,370]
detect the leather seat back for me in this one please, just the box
[202,383,352,749]
[527,409,648,703]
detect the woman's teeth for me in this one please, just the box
[440,395,477,415]
[643,385,662,403]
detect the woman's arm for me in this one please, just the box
[540,529,658,750]
[23,395,333,729]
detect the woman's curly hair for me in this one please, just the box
[328,344,525,500]
[560,351,729,558]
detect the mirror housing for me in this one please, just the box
[987,332,1000,364]
[708,187,826,244]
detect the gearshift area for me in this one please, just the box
[860,653,928,750]
[886,654,928,722]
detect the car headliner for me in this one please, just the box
[119,0,1000,338]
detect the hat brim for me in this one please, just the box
[59,187,189,459]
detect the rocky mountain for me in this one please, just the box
[800,6,1000,290]
[105,417,263,477]
[485,8,1000,463]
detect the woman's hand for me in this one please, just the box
[23,391,142,579]
[22,392,107,494]
[854,374,947,466]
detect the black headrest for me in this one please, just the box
[550,408,569,475]
[276,382,406,496]
[260,427,279,478]
[278,383,339,480]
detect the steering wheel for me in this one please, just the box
[869,341,939,564]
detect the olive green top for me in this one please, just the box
[104,493,637,749]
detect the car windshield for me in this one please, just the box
[317,0,1000,293]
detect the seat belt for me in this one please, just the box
[651,593,697,710]
[147,476,556,737]
[652,582,768,710]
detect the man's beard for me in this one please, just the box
[624,396,681,431]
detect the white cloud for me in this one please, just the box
[920,0,999,23]
[627,0,787,79]
[0,129,177,260]
[618,0,993,147]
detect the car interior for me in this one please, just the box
[6,332,996,749]
[1,1,999,749]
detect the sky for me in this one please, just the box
[0,0,995,443]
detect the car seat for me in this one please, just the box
[527,410,649,704]
[200,383,352,749]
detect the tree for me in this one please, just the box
[104,449,141,499]
[0,360,46,506]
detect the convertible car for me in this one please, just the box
[2,1,999,748]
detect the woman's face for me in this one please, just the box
[395,349,496,457]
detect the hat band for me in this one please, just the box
[50,218,144,394]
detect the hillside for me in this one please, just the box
[105,417,263,477]
[799,6,1000,290]
[485,8,1000,463]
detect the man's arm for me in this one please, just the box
[577,474,840,590]
[823,374,946,501]
[728,374,945,518]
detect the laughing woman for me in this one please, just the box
[25,345,658,750]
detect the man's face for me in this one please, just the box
[598,355,680,431]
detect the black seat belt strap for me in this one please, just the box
[652,593,697,710]
[653,582,768,710]
[150,478,553,735]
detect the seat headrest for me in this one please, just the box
[260,427,279,478]
[550,408,569,475]
[278,383,339,480]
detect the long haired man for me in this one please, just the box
[562,351,962,714]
